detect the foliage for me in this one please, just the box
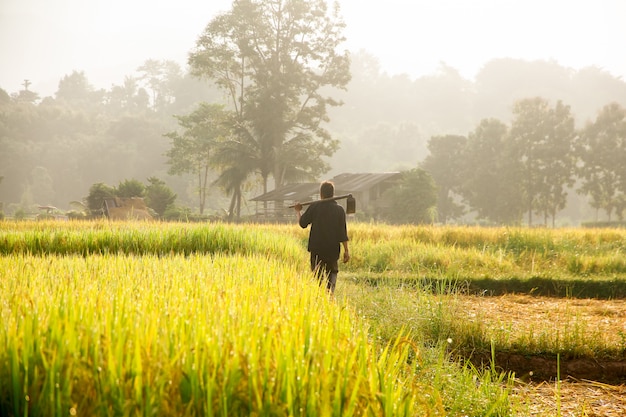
[188,0,350,191]
[162,205,193,222]
[460,119,524,224]
[2,55,626,224]
[55,70,100,105]
[379,168,437,224]
[144,177,177,218]
[13,208,27,220]
[510,97,576,226]
[421,134,467,223]
[576,102,626,221]
[116,178,145,198]
[85,182,116,212]
[136,59,183,111]
[450,99,577,227]
[83,178,176,219]
[165,103,229,214]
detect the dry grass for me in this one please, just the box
[514,380,626,416]
[455,294,626,415]
[457,294,626,354]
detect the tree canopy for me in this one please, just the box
[188,0,351,192]
[576,102,626,221]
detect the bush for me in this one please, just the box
[14,208,27,220]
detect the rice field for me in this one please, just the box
[1,220,517,417]
[2,220,626,416]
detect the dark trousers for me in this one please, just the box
[310,253,338,293]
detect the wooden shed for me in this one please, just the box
[251,172,401,219]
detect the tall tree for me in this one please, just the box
[577,102,626,221]
[510,97,550,225]
[460,119,523,225]
[212,165,248,221]
[510,98,576,226]
[106,76,150,114]
[56,71,95,103]
[188,0,350,193]
[421,134,467,224]
[137,59,182,111]
[165,103,229,214]
[535,101,577,226]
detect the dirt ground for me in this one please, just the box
[456,294,626,415]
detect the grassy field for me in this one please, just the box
[2,220,626,416]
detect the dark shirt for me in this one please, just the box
[299,200,349,261]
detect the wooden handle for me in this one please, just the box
[288,194,353,208]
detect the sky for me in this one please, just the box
[1,0,625,97]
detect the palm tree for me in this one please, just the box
[211,125,260,221]
[213,166,248,221]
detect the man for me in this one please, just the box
[294,181,350,294]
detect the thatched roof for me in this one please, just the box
[103,197,153,220]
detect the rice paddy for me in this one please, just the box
[2,220,626,416]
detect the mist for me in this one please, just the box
[2,0,625,95]
[1,0,626,226]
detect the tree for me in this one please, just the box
[421,134,467,224]
[188,0,350,192]
[0,88,10,103]
[510,98,576,226]
[116,179,145,198]
[86,183,116,214]
[510,97,550,225]
[207,122,261,221]
[212,165,248,221]
[536,101,577,226]
[106,76,150,114]
[30,166,55,205]
[145,177,176,218]
[577,102,626,221]
[379,168,437,224]
[137,59,182,111]
[165,103,229,214]
[460,119,524,225]
[56,71,94,103]
[12,80,40,103]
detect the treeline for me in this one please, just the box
[422,99,626,226]
[0,61,227,217]
[329,56,626,226]
[1,55,625,225]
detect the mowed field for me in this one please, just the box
[2,220,626,416]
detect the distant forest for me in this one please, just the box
[1,53,626,225]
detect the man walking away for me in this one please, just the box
[294,181,350,294]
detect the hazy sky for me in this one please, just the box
[1,0,625,97]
